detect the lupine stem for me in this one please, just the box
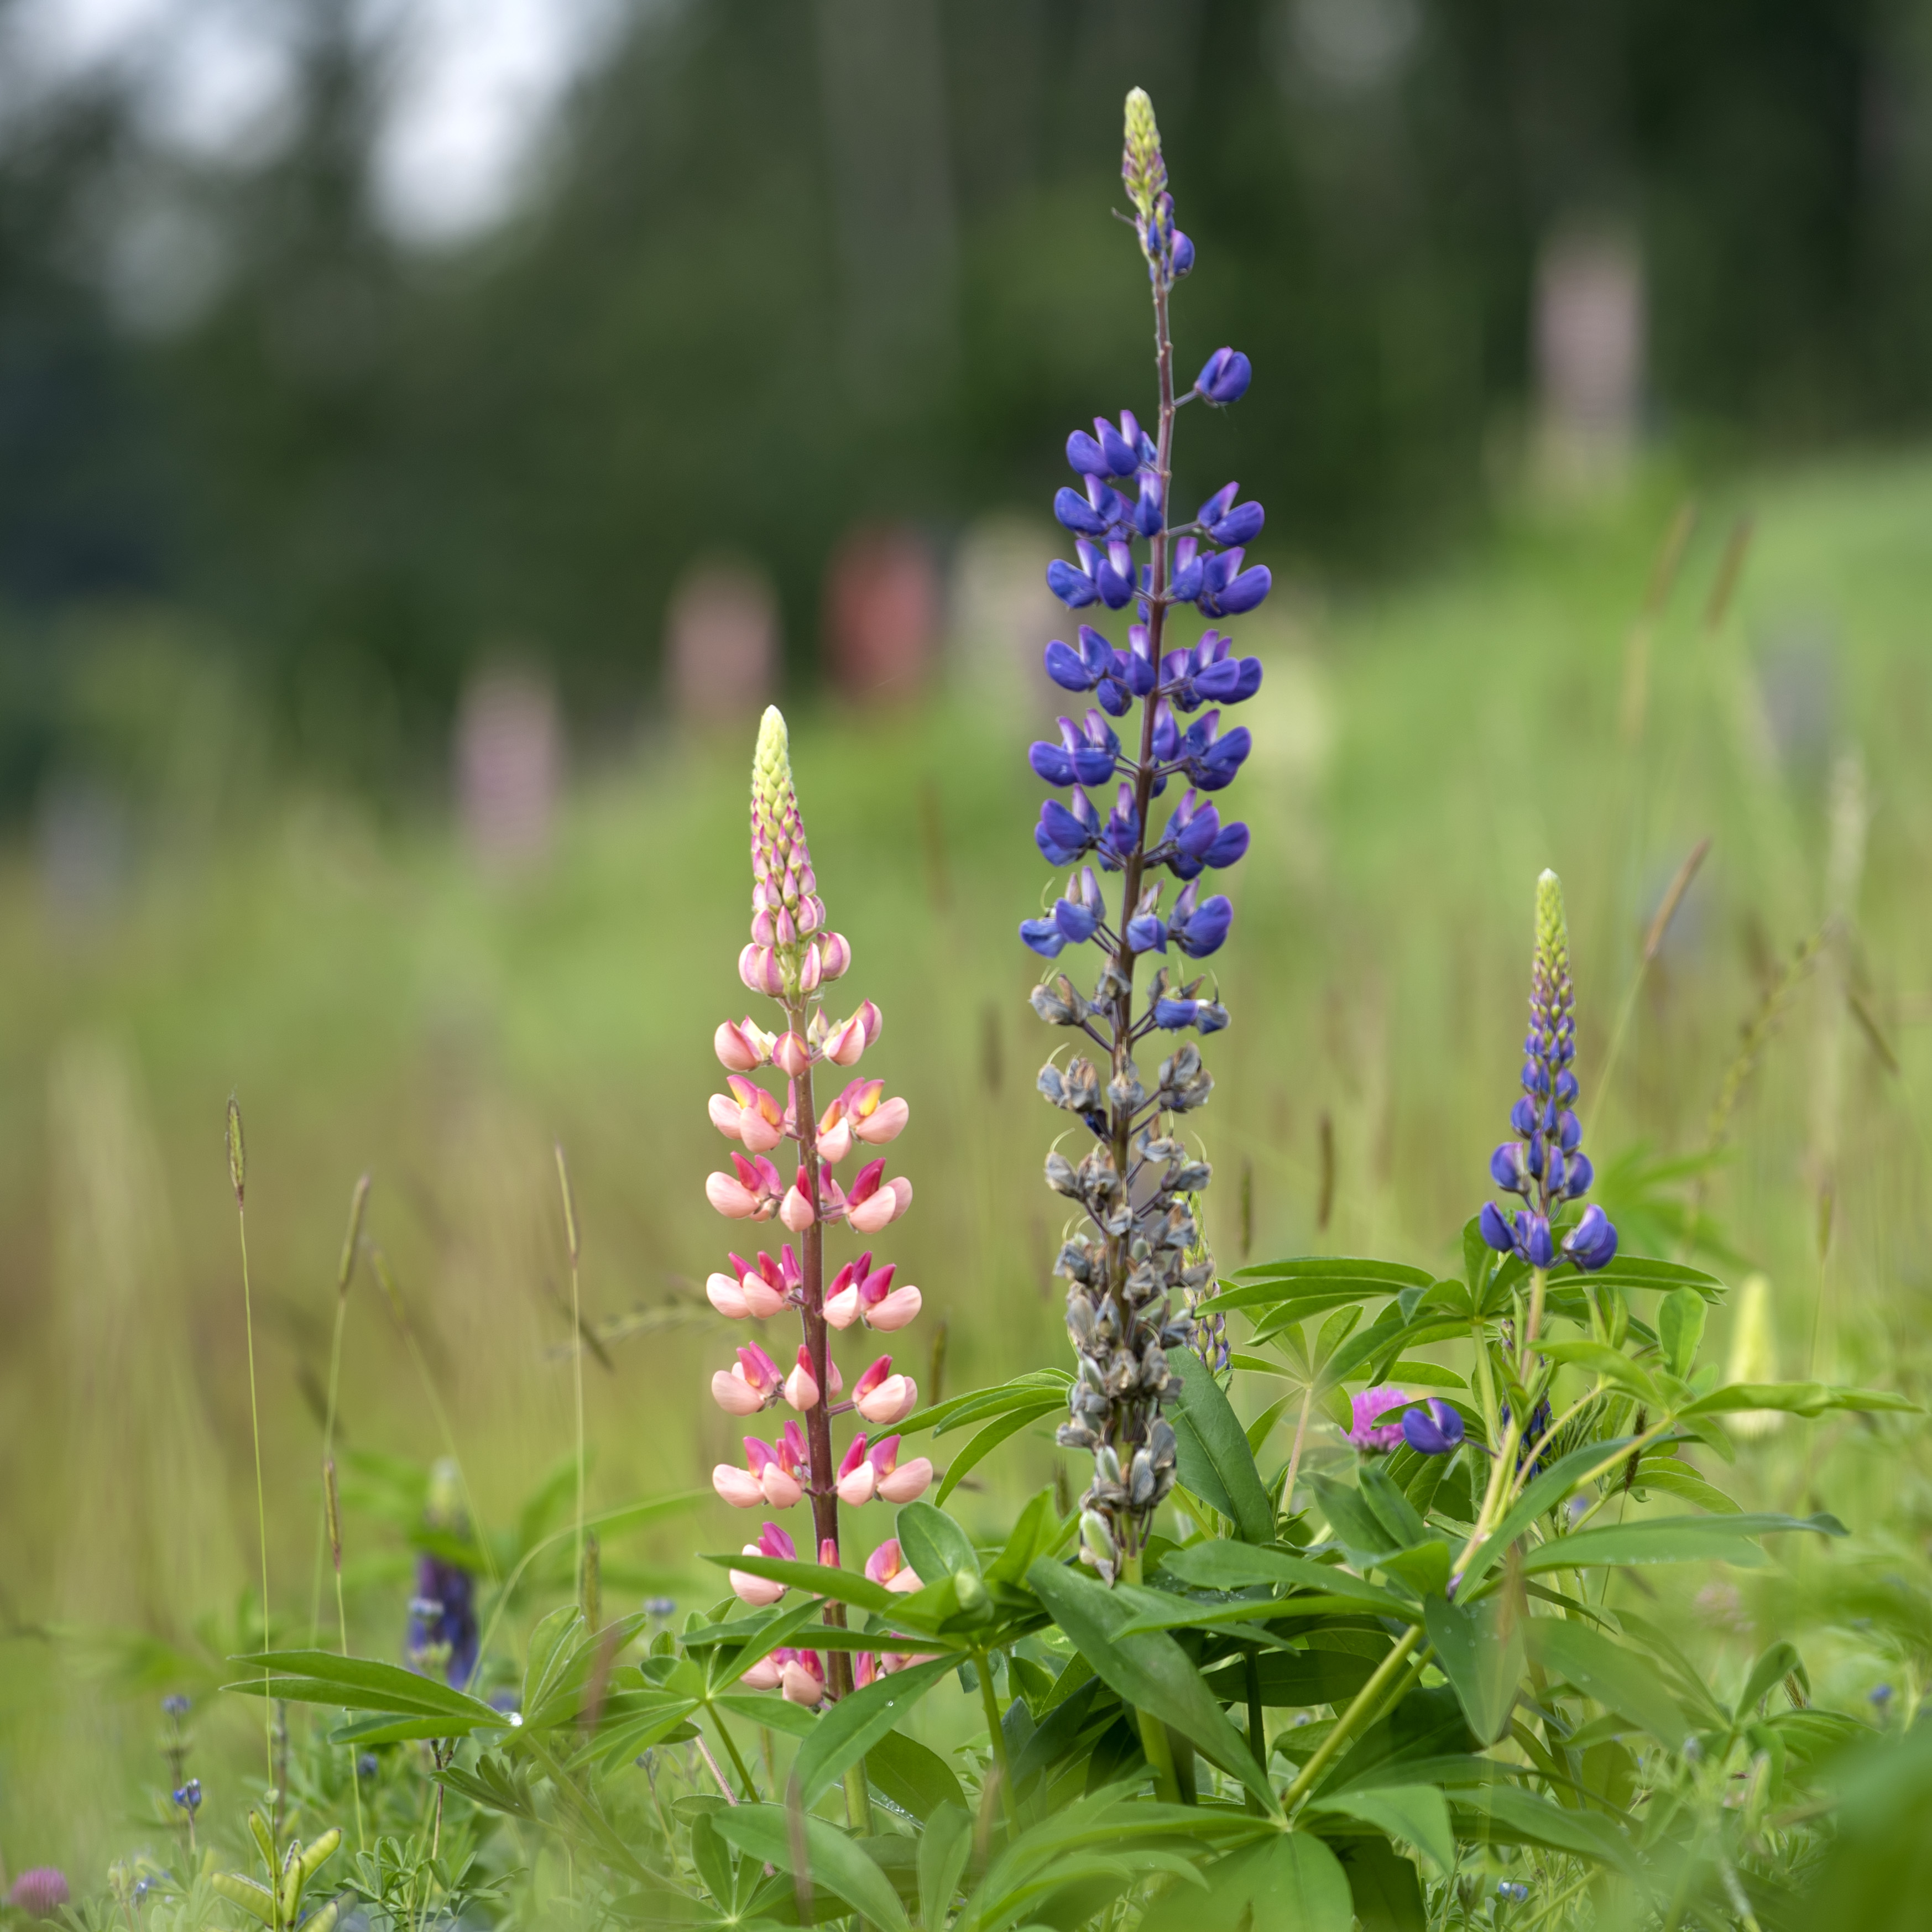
[710,1710,759,1802]
[976,1650,1020,1832]
[1281,1624,1425,1811]
[1520,1265,1549,1375]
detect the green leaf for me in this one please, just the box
[713,1692,818,1740]
[1458,1786,1637,1873]
[1382,1360,1468,1390]
[1657,1287,1708,1377]
[1026,1560,1280,1815]
[916,1803,973,1930]
[934,1403,1058,1505]
[1340,1836,1428,1932]
[1378,1542,1451,1600]
[1456,1437,1644,1592]
[211,1875,278,1927]
[1680,1381,1919,1419]
[900,1370,1073,1439]
[701,1597,829,1691]
[895,1501,981,1586]
[865,1727,966,1823]
[1308,1473,1401,1559]
[1524,1618,1691,1747]
[983,1487,1075,1588]
[789,1656,954,1806]
[1357,1465,1427,1549]
[1424,1597,1522,1745]
[1245,1393,1298,1455]
[224,1649,502,1728]
[1166,1348,1275,1542]
[1737,1639,1808,1717]
[1630,1456,1740,1514]
[1519,1512,1847,1573]
[698,1555,900,1615]
[1539,1341,1663,1404]
[711,1804,908,1932]
[1140,1832,1353,1932]
[1159,1542,1414,1620]
[1308,1784,1454,1873]
[1204,1646,1380,1709]
[1577,1256,1726,1302]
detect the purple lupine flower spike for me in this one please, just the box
[1026,89,1266,1584]
[1479,871,1618,1280]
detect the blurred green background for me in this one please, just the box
[2,0,1930,1888]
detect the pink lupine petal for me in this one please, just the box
[836,1465,877,1507]
[741,1275,787,1319]
[774,1032,811,1077]
[706,1272,751,1319]
[823,1286,861,1329]
[779,1184,816,1233]
[712,1465,764,1507]
[854,1096,910,1144]
[760,1468,803,1508]
[865,1286,923,1331]
[711,1369,765,1416]
[816,1120,854,1164]
[738,1654,782,1689]
[706,1173,761,1218]
[877,1457,933,1503]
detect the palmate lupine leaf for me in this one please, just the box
[1524,1618,1694,1747]
[895,1500,980,1583]
[1424,1596,1523,1746]
[1306,1783,1455,1873]
[866,1727,967,1822]
[711,1805,908,1932]
[1026,1560,1281,1814]
[1137,1832,1354,1932]
[787,1654,955,1806]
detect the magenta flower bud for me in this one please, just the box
[855,998,883,1043]
[760,1447,803,1507]
[774,1031,810,1077]
[879,1453,933,1503]
[797,943,824,993]
[739,1653,782,1689]
[864,1538,915,1589]
[729,1520,795,1605]
[750,908,776,947]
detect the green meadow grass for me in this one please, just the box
[3,452,1930,1878]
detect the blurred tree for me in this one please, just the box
[2,0,1930,791]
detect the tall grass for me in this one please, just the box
[3,453,1931,1874]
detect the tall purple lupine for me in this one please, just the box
[702,707,932,1704]
[1024,90,1266,1584]
[1479,870,1617,1360]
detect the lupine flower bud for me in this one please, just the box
[712,1459,764,1508]
[773,1031,810,1077]
[780,1648,828,1706]
[853,1355,918,1424]
[779,1178,816,1231]
[1402,1398,1465,1457]
[739,1653,783,1690]
[1348,1386,1411,1452]
[1194,346,1252,405]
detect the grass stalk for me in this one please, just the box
[226,1097,275,1815]
[555,1143,586,1607]
[310,1174,370,1643]
[1281,1623,1424,1812]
